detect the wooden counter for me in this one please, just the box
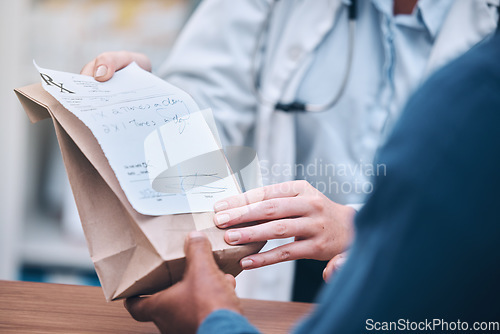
[0,280,313,333]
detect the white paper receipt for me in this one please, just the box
[36,62,240,215]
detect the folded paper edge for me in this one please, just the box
[14,84,51,123]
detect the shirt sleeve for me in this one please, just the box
[290,35,500,333]
[196,19,500,334]
[198,310,261,334]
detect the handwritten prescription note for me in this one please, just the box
[35,62,240,215]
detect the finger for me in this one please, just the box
[80,51,151,82]
[239,241,313,269]
[214,196,311,228]
[214,180,311,213]
[323,259,336,282]
[80,59,96,76]
[90,51,127,82]
[124,296,155,322]
[224,218,312,245]
[224,274,236,289]
[323,253,347,282]
[184,231,219,276]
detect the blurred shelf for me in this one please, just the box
[20,215,93,271]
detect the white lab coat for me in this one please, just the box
[159,0,498,301]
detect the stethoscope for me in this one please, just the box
[252,0,358,113]
[252,0,500,113]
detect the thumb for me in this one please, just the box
[184,231,219,276]
[323,253,348,282]
[224,274,237,289]
[124,296,155,322]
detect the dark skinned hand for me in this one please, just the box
[124,231,241,334]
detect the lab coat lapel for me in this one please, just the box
[424,0,497,77]
[257,0,344,184]
[260,0,344,102]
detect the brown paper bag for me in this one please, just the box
[14,83,264,301]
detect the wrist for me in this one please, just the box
[197,303,242,326]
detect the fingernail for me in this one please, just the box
[214,201,228,212]
[215,213,230,227]
[241,258,253,269]
[188,231,205,239]
[334,257,347,268]
[226,230,241,244]
[95,65,107,78]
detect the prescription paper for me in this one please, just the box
[35,62,240,215]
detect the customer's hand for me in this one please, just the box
[323,251,348,282]
[213,180,356,269]
[80,51,151,82]
[124,231,241,334]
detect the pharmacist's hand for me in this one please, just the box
[323,251,348,282]
[80,51,151,82]
[124,231,241,334]
[214,181,356,269]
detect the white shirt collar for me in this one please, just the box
[417,0,454,39]
[371,0,454,39]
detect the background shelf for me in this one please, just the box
[0,0,196,285]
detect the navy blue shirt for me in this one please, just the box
[199,34,500,334]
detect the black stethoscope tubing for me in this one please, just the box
[251,0,358,113]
